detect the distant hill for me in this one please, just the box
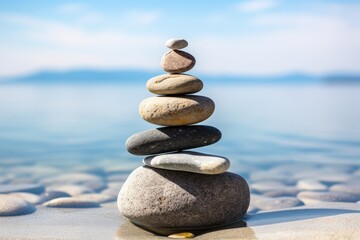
[0,69,160,85]
[1,69,359,85]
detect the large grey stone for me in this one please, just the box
[0,195,36,216]
[118,166,249,231]
[126,125,221,155]
[139,96,215,126]
[146,74,203,95]
[143,151,230,174]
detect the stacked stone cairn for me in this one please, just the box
[118,38,250,235]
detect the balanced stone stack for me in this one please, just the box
[118,39,250,235]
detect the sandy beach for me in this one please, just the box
[0,201,359,239]
[1,159,360,239]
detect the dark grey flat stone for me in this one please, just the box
[125,125,221,155]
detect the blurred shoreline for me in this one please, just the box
[1,69,360,85]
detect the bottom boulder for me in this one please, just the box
[117,166,250,233]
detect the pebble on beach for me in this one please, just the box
[44,197,100,208]
[250,181,288,193]
[329,183,360,196]
[118,166,250,230]
[166,39,188,50]
[168,232,195,239]
[139,96,215,126]
[144,151,230,174]
[0,184,45,195]
[251,197,304,211]
[0,195,36,216]
[297,191,359,204]
[161,50,196,73]
[49,185,94,196]
[126,125,221,155]
[296,179,328,191]
[146,74,203,95]
[76,193,117,203]
[38,191,71,203]
[10,192,42,205]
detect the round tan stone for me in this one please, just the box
[146,74,203,95]
[161,50,196,73]
[139,96,215,126]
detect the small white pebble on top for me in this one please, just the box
[166,38,188,50]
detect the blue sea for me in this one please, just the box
[1,84,360,175]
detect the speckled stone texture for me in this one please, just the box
[146,74,203,95]
[117,166,250,230]
[161,50,196,73]
[143,151,230,174]
[139,96,215,126]
[125,125,221,155]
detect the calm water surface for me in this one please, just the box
[1,84,360,176]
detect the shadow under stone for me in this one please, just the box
[115,219,255,239]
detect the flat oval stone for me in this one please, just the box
[297,191,359,204]
[250,181,287,193]
[139,96,214,126]
[118,166,249,230]
[49,185,94,196]
[143,151,230,174]
[44,197,100,208]
[76,193,116,203]
[329,182,360,196]
[126,125,221,155]
[251,197,303,211]
[0,195,36,216]
[146,74,203,95]
[0,184,45,194]
[296,179,328,191]
[161,50,195,73]
[38,191,71,203]
[166,39,188,50]
[10,192,42,205]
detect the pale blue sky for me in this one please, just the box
[0,0,359,77]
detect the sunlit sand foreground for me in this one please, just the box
[0,201,359,239]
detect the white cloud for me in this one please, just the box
[0,2,359,77]
[236,0,277,12]
[0,14,164,77]
[192,12,360,75]
[56,3,103,24]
